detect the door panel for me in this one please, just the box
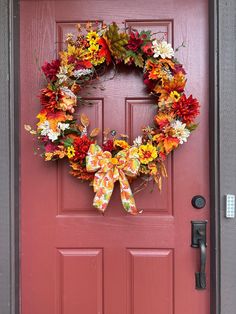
[57,249,103,314]
[20,1,209,313]
[127,249,173,314]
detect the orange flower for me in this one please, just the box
[46,111,69,132]
[146,58,175,81]
[163,137,179,153]
[40,86,77,114]
[153,133,179,154]
[153,84,170,100]
[40,87,59,112]
[69,161,94,181]
[154,112,174,129]
[163,72,186,93]
[44,149,66,161]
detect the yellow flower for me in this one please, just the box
[88,44,99,53]
[114,140,130,149]
[91,56,106,66]
[138,144,157,164]
[36,111,47,126]
[169,91,181,102]
[59,44,85,66]
[67,44,80,56]
[86,31,99,44]
[67,146,75,158]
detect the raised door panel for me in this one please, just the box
[57,248,103,314]
[58,99,103,215]
[127,249,173,314]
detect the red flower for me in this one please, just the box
[172,94,200,124]
[40,88,63,112]
[67,56,92,69]
[98,37,112,64]
[127,32,143,52]
[45,142,58,153]
[74,60,93,69]
[102,139,114,152]
[141,42,153,56]
[68,56,76,64]
[143,72,156,90]
[173,63,186,75]
[41,59,60,81]
[73,135,93,161]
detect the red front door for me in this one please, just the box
[20,1,210,313]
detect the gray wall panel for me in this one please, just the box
[0,0,12,313]
[219,0,236,313]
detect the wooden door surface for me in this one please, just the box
[20,0,210,313]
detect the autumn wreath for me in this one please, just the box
[25,22,200,215]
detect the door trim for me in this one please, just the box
[0,0,19,314]
[0,0,227,313]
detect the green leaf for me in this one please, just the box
[133,53,144,68]
[103,22,129,59]
[63,128,80,136]
[123,202,130,211]
[63,138,74,147]
[104,194,110,201]
[124,50,135,64]
[139,30,152,41]
[124,51,144,68]
[65,119,76,124]
[187,123,199,132]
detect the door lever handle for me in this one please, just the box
[196,239,206,289]
[191,221,207,290]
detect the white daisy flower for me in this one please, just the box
[73,68,93,79]
[81,126,88,136]
[38,121,50,136]
[60,86,76,99]
[152,40,174,59]
[56,66,69,84]
[38,120,65,142]
[47,130,60,142]
[133,136,143,147]
[58,122,70,131]
[170,120,190,144]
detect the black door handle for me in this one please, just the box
[195,239,206,289]
[191,221,207,290]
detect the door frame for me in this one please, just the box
[0,0,234,313]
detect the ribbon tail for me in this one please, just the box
[93,170,114,213]
[118,171,140,215]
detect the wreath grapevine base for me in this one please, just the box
[25,22,200,215]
